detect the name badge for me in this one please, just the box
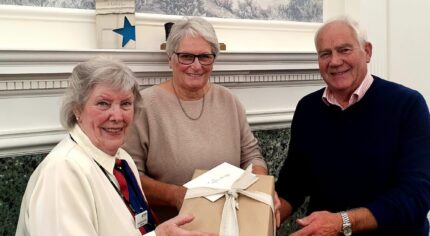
[135,210,148,229]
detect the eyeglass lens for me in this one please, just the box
[176,53,215,65]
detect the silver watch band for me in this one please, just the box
[341,211,351,224]
[340,211,352,236]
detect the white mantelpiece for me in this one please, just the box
[0,50,323,157]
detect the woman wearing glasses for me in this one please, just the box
[123,17,269,222]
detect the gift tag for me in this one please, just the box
[135,210,148,229]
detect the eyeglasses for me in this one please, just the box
[174,52,216,65]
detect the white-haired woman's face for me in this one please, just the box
[74,84,134,156]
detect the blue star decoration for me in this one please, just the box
[113,16,136,47]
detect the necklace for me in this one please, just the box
[171,81,205,121]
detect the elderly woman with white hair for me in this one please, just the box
[15,57,215,236]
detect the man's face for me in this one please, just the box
[316,21,372,98]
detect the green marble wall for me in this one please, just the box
[254,128,307,235]
[0,128,304,236]
[0,153,46,236]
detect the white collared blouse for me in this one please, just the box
[16,125,155,236]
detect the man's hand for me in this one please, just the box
[289,211,342,236]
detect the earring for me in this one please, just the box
[76,116,80,122]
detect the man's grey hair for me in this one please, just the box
[314,15,368,49]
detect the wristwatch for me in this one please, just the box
[340,211,352,236]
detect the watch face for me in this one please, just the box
[343,224,352,236]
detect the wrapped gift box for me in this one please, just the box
[179,169,274,236]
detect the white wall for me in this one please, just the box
[387,1,430,103]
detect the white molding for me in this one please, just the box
[0,49,320,93]
[0,108,294,158]
[0,5,94,22]
[248,109,294,130]
[0,50,318,74]
[0,128,67,158]
[0,50,319,157]
[0,50,167,74]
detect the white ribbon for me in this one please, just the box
[184,165,276,236]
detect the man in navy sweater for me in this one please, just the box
[276,16,430,236]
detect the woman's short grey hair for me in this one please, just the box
[60,57,142,130]
[314,16,368,49]
[166,17,220,57]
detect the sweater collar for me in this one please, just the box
[322,72,374,110]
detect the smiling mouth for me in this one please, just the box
[186,73,203,77]
[330,69,349,76]
[103,127,124,134]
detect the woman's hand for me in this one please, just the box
[251,165,268,175]
[155,214,218,236]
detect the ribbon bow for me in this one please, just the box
[184,165,275,236]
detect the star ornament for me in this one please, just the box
[113,16,136,47]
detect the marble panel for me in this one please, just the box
[254,128,307,235]
[0,153,45,236]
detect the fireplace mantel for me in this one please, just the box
[0,49,323,156]
[0,49,320,90]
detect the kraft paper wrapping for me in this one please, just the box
[179,169,275,236]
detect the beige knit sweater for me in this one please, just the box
[123,84,267,219]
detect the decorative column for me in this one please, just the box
[95,0,136,49]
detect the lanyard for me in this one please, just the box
[69,134,156,231]
[96,160,157,231]
[69,134,143,214]
[94,160,144,215]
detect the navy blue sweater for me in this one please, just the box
[276,76,430,235]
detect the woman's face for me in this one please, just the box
[75,84,134,156]
[169,35,214,94]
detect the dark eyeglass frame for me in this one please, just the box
[173,52,216,65]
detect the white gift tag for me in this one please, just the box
[135,210,148,229]
[184,162,249,201]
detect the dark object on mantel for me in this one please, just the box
[164,22,174,40]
